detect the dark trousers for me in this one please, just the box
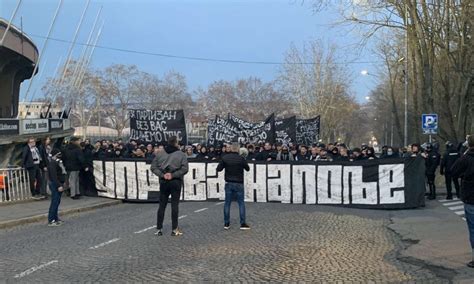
[445,174,460,196]
[80,170,97,197]
[40,168,48,196]
[27,166,42,196]
[426,174,436,196]
[48,181,62,222]
[157,180,182,230]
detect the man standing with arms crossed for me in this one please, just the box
[217,142,251,230]
[151,136,188,237]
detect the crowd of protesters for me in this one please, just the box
[88,139,411,162]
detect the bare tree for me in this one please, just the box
[135,71,193,112]
[312,0,474,143]
[196,77,293,121]
[100,64,141,137]
[278,41,362,143]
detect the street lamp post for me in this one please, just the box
[403,60,408,147]
[403,3,409,147]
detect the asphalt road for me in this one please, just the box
[0,200,466,282]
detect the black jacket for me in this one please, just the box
[451,149,474,204]
[217,152,250,184]
[441,148,460,175]
[196,152,210,160]
[257,150,275,161]
[22,145,46,169]
[296,153,310,161]
[83,145,95,168]
[246,152,257,161]
[37,144,50,167]
[47,158,67,186]
[424,151,441,175]
[62,143,86,171]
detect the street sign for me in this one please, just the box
[422,114,438,135]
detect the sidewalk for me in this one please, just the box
[0,196,121,229]
[389,198,474,282]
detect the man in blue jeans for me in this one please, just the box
[217,142,250,230]
[452,135,474,267]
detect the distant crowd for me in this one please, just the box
[90,139,412,162]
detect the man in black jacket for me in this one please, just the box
[22,137,46,200]
[451,135,474,268]
[62,137,88,199]
[217,142,250,230]
[296,145,310,161]
[256,142,275,161]
[441,142,461,199]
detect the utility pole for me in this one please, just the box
[404,3,409,147]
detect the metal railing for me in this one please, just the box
[0,167,31,203]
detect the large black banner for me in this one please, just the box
[275,116,297,145]
[129,109,187,144]
[209,114,275,145]
[228,114,275,144]
[296,116,321,145]
[93,157,426,209]
[207,116,218,146]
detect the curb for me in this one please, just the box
[0,199,122,229]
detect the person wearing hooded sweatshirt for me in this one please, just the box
[151,136,189,237]
[451,135,474,268]
[330,147,340,161]
[441,141,461,199]
[381,147,397,159]
[47,148,67,227]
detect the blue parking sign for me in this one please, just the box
[422,114,438,135]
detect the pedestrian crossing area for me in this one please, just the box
[439,198,466,221]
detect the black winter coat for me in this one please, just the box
[47,158,66,186]
[257,150,276,161]
[83,145,94,168]
[62,143,86,171]
[296,153,310,161]
[440,149,460,175]
[22,145,46,169]
[424,151,441,175]
[217,152,250,184]
[452,150,474,204]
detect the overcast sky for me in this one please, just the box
[1,0,379,103]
